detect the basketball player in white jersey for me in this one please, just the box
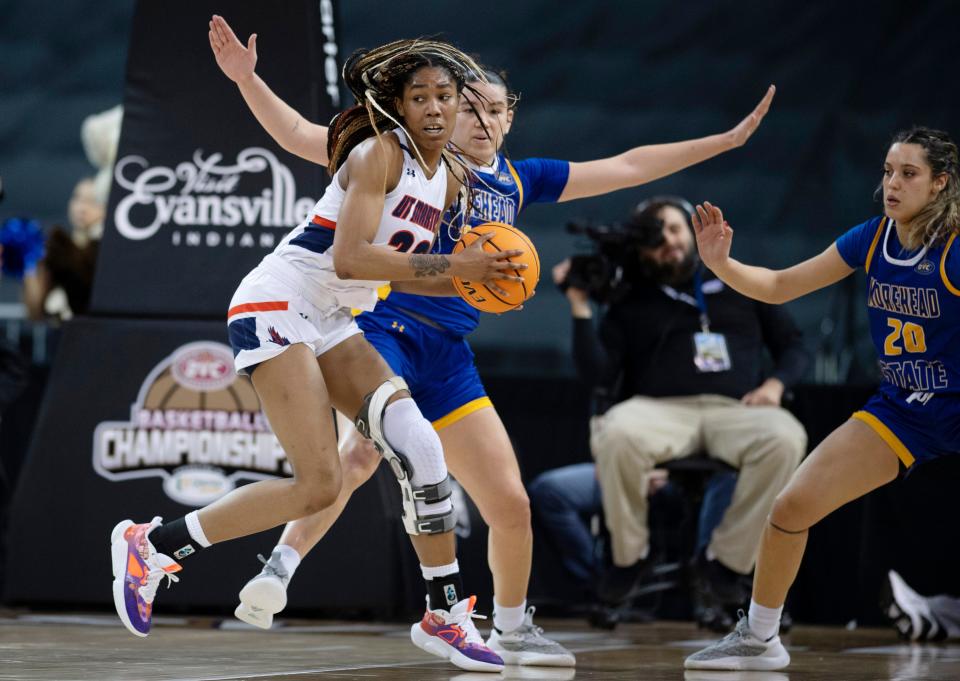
[205,13,775,669]
[110,39,520,673]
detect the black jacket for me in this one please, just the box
[573,266,809,412]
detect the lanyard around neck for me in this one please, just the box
[660,268,710,332]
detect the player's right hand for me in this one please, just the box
[209,15,257,85]
[453,232,526,286]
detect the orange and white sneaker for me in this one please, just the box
[410,596,504,672]
[110,517,181,637]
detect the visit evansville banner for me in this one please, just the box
[91,0,341,318]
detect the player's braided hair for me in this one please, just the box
[889,126,960,249]
[326,39,486,233]
[327,38,485,175]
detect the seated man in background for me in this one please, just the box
[553,196,809,613]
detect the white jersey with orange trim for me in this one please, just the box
[268,128,447,311]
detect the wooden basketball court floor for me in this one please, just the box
[1,610,958,680]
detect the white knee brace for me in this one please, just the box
[355,378,454,535]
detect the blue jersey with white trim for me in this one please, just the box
[836,216,960,396]
[378,154,569,336]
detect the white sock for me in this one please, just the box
[275,544,301,579]
[421,560,459,581]
[493,599,526,633]
[748,599,783,641]
[184,511,212,548]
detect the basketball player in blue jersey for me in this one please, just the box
[111,37,526,673]
[208,14,774,666]
[685,126,960,671]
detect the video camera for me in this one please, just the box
[558,196,695,304]
[558,222,634,304]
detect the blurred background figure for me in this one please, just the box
[80,104,122,238]
[16,105,120,321]
[67,176,105,247]
[529,462,736,604]
[550,196,809,624]
[20,176,103,321]
[885,570,960,642]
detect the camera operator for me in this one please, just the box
[554,196,809,609]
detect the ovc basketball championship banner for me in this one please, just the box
[92,340,289,507]
[5,318,402,610]
[91,0,341,318]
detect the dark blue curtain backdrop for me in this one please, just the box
[2,0,958,370]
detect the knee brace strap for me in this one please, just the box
[355,377,454,535]
[355,376,408,443]
[412,476,453,504]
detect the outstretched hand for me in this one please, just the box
[208,15,257,84]
[692,201,734,271]
[728,85,775,148]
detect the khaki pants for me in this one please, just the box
[590,394,806,574]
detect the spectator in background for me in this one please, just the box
[21,177,102,320]
[68,176,105,246]
[18,104,121,321]
[552,196,809,616]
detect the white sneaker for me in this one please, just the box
[410,595,504,672]
[684,613,790,671]
[486,606,576,667]
[234,550,291,629]
[885,569,945,641]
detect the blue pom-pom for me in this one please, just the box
[0,217,45,279]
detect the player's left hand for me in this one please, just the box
[728,85,775,148]
[741,378,784,406]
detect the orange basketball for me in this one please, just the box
[451,222,540,313]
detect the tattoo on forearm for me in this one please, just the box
[410,254,451,278]
[292,118,301,133]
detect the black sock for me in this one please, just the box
[426,571,464,611]
[147,517,203,561]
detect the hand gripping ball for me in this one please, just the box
[451,222,540,313]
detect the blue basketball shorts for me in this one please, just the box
[357,307,491,428]
[852,389,960,468]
